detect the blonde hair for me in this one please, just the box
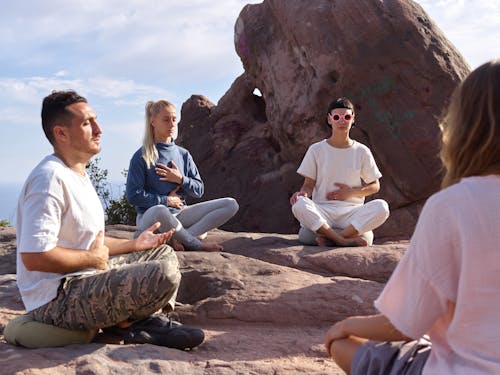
[439,60,500,188]
[142,100,175,168]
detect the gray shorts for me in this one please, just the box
[352,338,431,375]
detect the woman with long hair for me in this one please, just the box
[126,100,238,252]
[324,60,500,374]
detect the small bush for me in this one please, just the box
[86,158,136,225]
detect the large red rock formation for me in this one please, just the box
[178,0,470,239]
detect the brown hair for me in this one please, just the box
[439,60,500,188]
[41,90,87,145]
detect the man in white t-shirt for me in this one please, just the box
[12,90,204,349]
[290,97,389,247]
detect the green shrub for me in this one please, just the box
[86,158,136,225]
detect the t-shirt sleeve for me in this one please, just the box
[374,194,458,338]
[18,173,64,253]
[360,147,382,184]
[297,146,317,180]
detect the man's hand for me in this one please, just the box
[326,183,354,201]
[156,161,183,184]
[89,231,109,270]
[290,191,308,206]
[133,222,174,251]
[167,186,184,208]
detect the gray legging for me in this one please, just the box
[135,198,239,250]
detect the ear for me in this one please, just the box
[53,124,69,144]
[326,113,333,127]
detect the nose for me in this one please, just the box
[92,120,102,135]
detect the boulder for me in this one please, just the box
[178,0,470,239]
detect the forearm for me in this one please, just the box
[21,247,99,273]
[126,184,165,208]
[105,236,137,256]
[300,185,313,196]
[340,314,410,342]
[300,177,316,196]
[351,180,380,198]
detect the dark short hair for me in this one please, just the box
[41,90,87,145]
[326,97,355,128]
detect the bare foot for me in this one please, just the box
[339,236,368,247]
[170,238,185,252]
[316,235,368,248]
[198,242,223,252]
[315,236,335,247]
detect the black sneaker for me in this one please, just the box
[124,316,204,350]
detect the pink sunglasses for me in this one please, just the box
[331,113,352,121]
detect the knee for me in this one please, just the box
[226,197,239,216]
[373,199,390,221]
[157,247,181,289]
[291,196,307,217]
[146,205,177,227]
[329,339,343,359]
[148,204,171,217]
[329,338,356,372]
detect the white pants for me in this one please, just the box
[291,196,389,245]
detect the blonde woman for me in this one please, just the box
[324,60,500,374]
[126,100,238,252]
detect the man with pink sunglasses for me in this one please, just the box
[290,97,389,247]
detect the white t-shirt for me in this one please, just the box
[297,140,382,205]
[375,175,500,375]
[16,155,105,312]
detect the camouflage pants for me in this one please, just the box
[29,244,180,330]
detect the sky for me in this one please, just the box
[1,0,500,188]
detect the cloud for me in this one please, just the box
[0,75,169,104]
[0,75,174,139]
[0,1,262,80]
[417,0,500,67]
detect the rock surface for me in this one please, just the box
[177,0,470,239]
[0,225,407,374]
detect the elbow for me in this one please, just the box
[24,263,37,272]
[125,189,134,204]
[126,189,141,206]
[21,253,41,272]
[194,183,204,198]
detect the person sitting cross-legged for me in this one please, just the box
[8,90,204,350]
[290,97,389,247]
[325,60,500,375]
